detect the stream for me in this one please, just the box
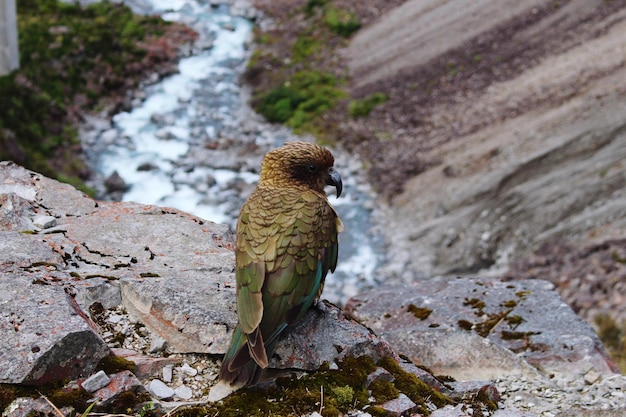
[81,0,385,305]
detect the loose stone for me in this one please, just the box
[148,379,175,399]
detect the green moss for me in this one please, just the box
[330,385,354,406]
[46,386,90,410]
[407,304,432,320]
[256,85,305,123]
[367,405,390,417]
[139,272,160,278]
[348,93,388,118]
[500,300,518,308]
[463,297,486,312]
[0,384,92,414]
[378,357,452,414]
[169,356,468,416]
[105,389,151,414]
[474,386,498,411]
[501,330,540,340]
[324,7,361,37]
[96,354,136,374]
[505,314,525,329]
[171,357,377,417]
[292,35,322,61]
[594,313,626,373]
[369,379,399,403]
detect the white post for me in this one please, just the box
[0,0,19,76]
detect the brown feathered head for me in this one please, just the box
[260,141,342,197]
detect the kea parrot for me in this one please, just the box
[219,141,343,388]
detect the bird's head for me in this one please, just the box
[260,141,342,197]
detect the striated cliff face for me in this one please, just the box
[342,1,626,304]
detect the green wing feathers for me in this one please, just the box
[219,188,340,386]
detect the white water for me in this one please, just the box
[91,1,383,304]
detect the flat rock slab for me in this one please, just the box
[121,272,237,354]
[346,277,618,382]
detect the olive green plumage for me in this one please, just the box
[219,141,343,387]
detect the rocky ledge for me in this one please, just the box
[1,161,624,416]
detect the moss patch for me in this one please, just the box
[460,290,531,338]
[169,356,457,416]
[244,1,368,141]
[377,357,452,414]
[595,313,626,373]
[96,354,136,375]
[0,383,90,415]
[348,93,388,118]
[407,304,432,320]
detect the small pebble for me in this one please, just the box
[148,379,175,399]
[149,335,168,353]
[174,385,193,400]
[81,370,110,393]
[33,215,56,229]
[179,363,198,376]
[162,365,173,383]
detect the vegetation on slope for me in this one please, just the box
[0,0,195,193]
[245,0,398,141]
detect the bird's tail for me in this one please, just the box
[219,325,261,387]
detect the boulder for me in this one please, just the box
[346,277,619,383]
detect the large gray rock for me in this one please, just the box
[0,162,396,387]
[58,201,237,354]
[346,277,619,383]
[0,161,238,385]
[272,300,397,370]
[0,270,110,385]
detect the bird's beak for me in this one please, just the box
[327,167,342,198]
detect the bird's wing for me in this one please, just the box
[235,189,340,362]
[260,190,339,345]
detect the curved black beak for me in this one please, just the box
[327,167,342,198]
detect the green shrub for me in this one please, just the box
[257,85,305,123]
[348,93,388,118]
[325,7,361,37]
[256,71,346,131]
[292,35,321,61]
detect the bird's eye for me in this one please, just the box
[307,164,318,173]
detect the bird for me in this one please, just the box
[219,141,343,388]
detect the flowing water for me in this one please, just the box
[83,0,384,305]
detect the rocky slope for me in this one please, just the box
[248,0,626,341]
[336,0,626,336]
